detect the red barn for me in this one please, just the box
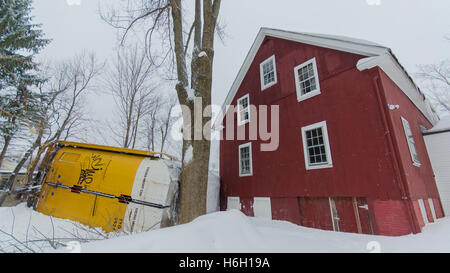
[217,28,445,236]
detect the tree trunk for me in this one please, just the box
[178,140,211,224]
[169,0,219,225]
[177,53,214,224]
[0,135,12,169]
[25,144,46,185]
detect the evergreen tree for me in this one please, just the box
[0,0,50,167]
[0,0,50,89]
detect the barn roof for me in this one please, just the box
[424,115,450,135]
[214,28,439,128]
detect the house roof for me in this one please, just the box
[214,28,439,128]
[423,115,450,135]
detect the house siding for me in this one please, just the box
[219,34,444,236]
[220,37,401,200]
[376,69,439,196]
[424,131,450,216]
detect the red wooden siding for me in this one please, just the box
[432,198,445,218]
[371,199,413,236]
[423,199,434,223]
[355,198,373,234]
[220,37,402,201]
[333,197,359,233]
[219,34,443,236]
[298,197,334,231]
[271,197,301,225]
[240,197,255,217]
[377,69,441,201]
[412,200,426,229]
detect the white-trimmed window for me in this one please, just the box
[301,121,333,170]
[237,94,250,125]
[227,197,241,211]
[253,197,272,219]
[238,142,253,176]
[260,55,277,90]
[294,57,321,102]
[401,117,420,166]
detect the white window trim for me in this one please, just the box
[237,94,250,126]
[294,57,321,102]
[253,197,272,219]
[238,142,253,177]
[301,121,333,170]
[401,116,421,167]
[260,55,278,91]
[227,197,241,211]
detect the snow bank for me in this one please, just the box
[0,203,100,253]
[55,210,450,253]
[56,210,267,253]
[207,171,220,213]
[3,202,450,253]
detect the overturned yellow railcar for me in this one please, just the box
[34,141,179,233]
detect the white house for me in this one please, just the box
[424,115,450,215]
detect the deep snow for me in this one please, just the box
[1,203,450,253]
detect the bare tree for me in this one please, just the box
[144,96,161,152]
[416,59,450,115]
[142,95,176,154]
[0,53,102,205]
[106,45,159,149]
[159,97,177,154]
[103,0,222,225]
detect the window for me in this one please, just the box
[294,57,321,102]
[301,121,333,170]
[237,94,250,125]
[253,197,272,219]
[227,197,241,211]
[238,142,253,176]
[401,117,420,166]
[260,55,277,90]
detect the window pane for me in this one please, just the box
[305,127,328,165]
[262,58,275,86]
[402,118,420,165]
[297,61,319,96]
[240,146,251,174]
[238,96,249,123]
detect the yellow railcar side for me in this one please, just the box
[35,144,147,232]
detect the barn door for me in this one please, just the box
[329,197,373,234]
[329,197,340,231]
[353,197,373,234]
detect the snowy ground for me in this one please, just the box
[1,203,450,253]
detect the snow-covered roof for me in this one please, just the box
[424,115,450,134]
[273,30,386,49]
[214,28,439,129]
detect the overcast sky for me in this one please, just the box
[32,0,449,107]
[26,0,449,158]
